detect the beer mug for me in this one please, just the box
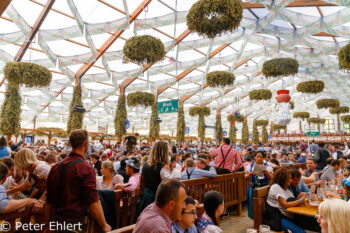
[305,194,319,209]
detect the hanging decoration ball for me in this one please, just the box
[307,117,326,124]
[255,120,269,126]
[276,90,291,103]
[341,115,350,123]
[262,58,299,78]
[123,35,165,65]
[189,106,211,117]
[293,112,310,119]
[186,0,243,38]
[227,114,245,123]
[316,99,340,109]
[329,106,350,114]
[127,91,155,108]
[249,89,272,101]
[206,71,235,87]
[296,80,325,94]
[4,62,52,87]
[338,42,350,71]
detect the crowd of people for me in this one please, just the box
[0,130,350,233]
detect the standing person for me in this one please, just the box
[136,141,171,219]
[299,140,308,152]
[0,137,11,158]
[210,138,242,174]
[133,179,186,233]
[9,140,22,151]
[245,151,273,219]
[314,142,330,171]
[309,140,318,154]
[44,129,111,233]
[90,153,102,176]
[331,145,343,160]
[196,191,224,233]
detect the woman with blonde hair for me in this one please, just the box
[135,141,170,219]
[7,148,51,212]
[96,161,123,190]
[318,198,350,233]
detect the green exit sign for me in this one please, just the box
[307,132,320,137]
[158,99,179,114]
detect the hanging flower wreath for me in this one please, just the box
[127,91,155,108]
[123,35,165,65]
[186,0,243,38]
[206,71,235,87]
[338,42,350,71]
[316,99,340,109]
[249,89,272,101]
[296,80,324,94]
[262,58,299,78]
[293,112,310,119]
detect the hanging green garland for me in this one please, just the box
[0,85,21,135]
[293,112,310,119]
[290,101,294,110]
[229,123,236,143]
[123,35,165,65]
[241,118,249,144]
[262,124,268,144]
[316,99,340,109]
[338,42,350,71]
[307,117,326,124]
[272,123,287,131]
[186,0,243,38]
[255,120,269,126]
[67,85,84,133]
[227,113,244,122]
[252,120,259,144]
[216,114,223,144]
[206,71,235,88]
[127,91,155,108]
[299,121,302,132]
[149,101,160,141]
[176,106,185,142]
[330,106,349,132]
[189,106,211,141]
[296,80,324,94]
[249,89,272,101]
[341,115,350,123]
[262,58,299,78]
[114,95,127,138]
[35,127,67,138]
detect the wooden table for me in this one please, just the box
[287,204,319,218]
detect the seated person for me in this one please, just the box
[196,158,216,173]
[196,191,223,233]
[0,163,40,214]
[280,153,294,165]
[320,159,341,182]
[90,153,102,176]
[264,167,306,233]
[318,198,350,233]
[115,157,140,193]
[170,155,181,180]
[300,158,325,186]
[288,169,311,198]
[171,196,198,233]
[325,178,350,202]
[96,161,123,190]
[181,159,217,180]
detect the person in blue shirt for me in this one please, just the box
[171,196,198,233]
[297,153,307,163]
[181,159,217,180]
[288,168,311,198]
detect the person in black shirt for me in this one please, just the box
[117,158,130,183]
[90,153,102,176]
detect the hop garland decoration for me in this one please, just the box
[316,99,340,109]
[241,118,249,144]
[229,123,236,143]
[114,95,127,138]
[338,42,350,71]
[272,123,287,131]
[262,124,268,144]
[262,58,299,78]
[35,127,67,138]
[186,0,243,38]
[290,101,294,110]
[0,85,21,135]
[176,106,185,142]
[206,71,235,87]
[149,101,160,141]
[293,112,310,119]
[216,114,223,144]
[227,113,245,123]
[249,89,272,101]
[296,80,324,94]
[341,115,350,123]
[255,120,269,126]
[307,117,326,124]
[123,35,165,65]
[189,106,211,141]
[127,91,155,108]
[252,120,259,144]
[67,85,84,133]
[329,106,349,114]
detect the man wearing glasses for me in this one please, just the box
[171,196,198,233]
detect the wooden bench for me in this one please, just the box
[253,185,270,229]
[111,204,206,233]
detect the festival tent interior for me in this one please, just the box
[0,0,350,141]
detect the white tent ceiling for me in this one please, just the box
[0,0,349,136]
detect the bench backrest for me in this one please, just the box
[253,185,270,229]
[273,163,306,173]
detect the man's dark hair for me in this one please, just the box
[223,138,230,145]
[306,158,316,164]
[120,157,127,169]
[0,163,8,181]
[90,153,100,160]
[326,157,333,165]
[155,179,186,208]
[319,141,325,147]
[184,196,196,206]
[184,152,192,160]
[331,159,341,166]
[69,129,89,149]
[0,157,14,169]
[291,168,301,179]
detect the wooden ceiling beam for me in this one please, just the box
[0,0,11,16]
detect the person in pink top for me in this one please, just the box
[115,156,140,192]
[210,138,242,174]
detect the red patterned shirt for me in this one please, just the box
[46,152,98,217]
[210,145,242,172]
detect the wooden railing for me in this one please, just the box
[274,163,307,173]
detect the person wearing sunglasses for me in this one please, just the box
[171,196,198,233]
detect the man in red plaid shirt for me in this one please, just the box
[44,129,111,232]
